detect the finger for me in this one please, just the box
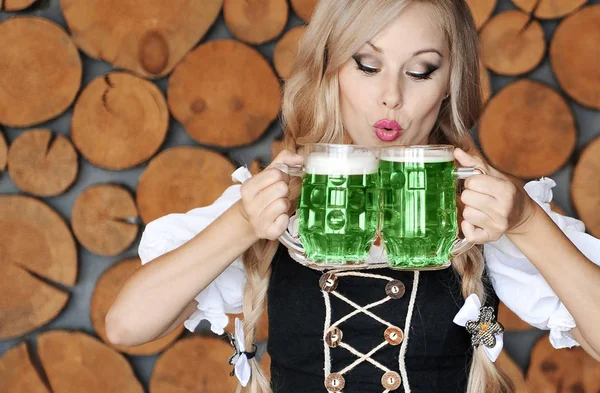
[462,206,493,230]
[454,148,487,171]
[242,168,289,200]
[463,174,508,200]
[268,149,305,168]
[259,197,291,224]
[460,189,504,219]
[252,180,290,214]
[264,212,291,240]
[455,147,505,179]
[461,220,490,244]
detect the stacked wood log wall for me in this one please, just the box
[0,0,599,391]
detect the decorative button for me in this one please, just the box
[319,273,338,292]
[384,326,404,345]
[325,373,345,391]
[325,327,343,348]
[385,280,406,299]
[381,371,401,390]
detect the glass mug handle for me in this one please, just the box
[273,163,305,254]
[450,166,486,257]
[273,163,303,177]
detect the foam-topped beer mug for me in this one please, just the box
[276,144,380,265]
[378,145,483,269]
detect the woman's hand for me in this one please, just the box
[453,148,538,244]
[237,150,304,241]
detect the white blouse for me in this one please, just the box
[138,167,600,349]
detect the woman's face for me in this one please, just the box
[338,3,451,146]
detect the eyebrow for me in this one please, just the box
[366,41,443,58]
[367,41,383,52]
[414,48,443,57]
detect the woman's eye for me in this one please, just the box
[407,64,439,81]
[353,56,379,75]
[406,71,433,81]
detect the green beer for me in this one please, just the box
[298,151,379,263]
[379,149,459,268]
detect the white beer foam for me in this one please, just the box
[305,152,379,175]
[381,149,454,163]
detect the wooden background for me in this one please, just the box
[0,0,599,392]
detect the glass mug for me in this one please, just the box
[277,143,483,270]
[276,143,380,264]
[378,145,482,268]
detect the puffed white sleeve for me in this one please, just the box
[138,167,253,335]
[484,177,600,349]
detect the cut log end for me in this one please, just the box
[527,333,600,392]
[7,129,78,197]
[0,128,7,171]
[137,146,236,224]
[71,72,169,170]
[72,184,139,256]
[498,302,532,331]
[479,79,576,178]
[168,40,281,147]
[571,136,600,238]
[3,0,37,11]
[61,0,223,78]
[480,10,546,76]
[150,335,239,393]
[91,258,183,355]
[479,59,492,105]
[224,0,289,45]
[496,352,529,393]
[466,0,497,30]
[550,5,600,109]
[0,17,81,127]
[0,342,51,393]
[0,195,76,339]
[512,0,588,20]
[290,0,318,22]
[274,25,305,80]
[271,139,285,160]
[37,331,144,393]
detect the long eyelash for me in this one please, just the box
[352,56,379,75]
[408,73,433,81]
[408,64,439,81]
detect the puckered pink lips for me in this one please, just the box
[374,119,402,142]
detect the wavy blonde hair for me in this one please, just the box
[239,1,513,392]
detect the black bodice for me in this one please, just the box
[267,244,498,393]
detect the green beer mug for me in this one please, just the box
[378,145,483,269]
[276,143,380,265]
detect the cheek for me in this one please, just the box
[405,87,444,122]
[339,67,363,111]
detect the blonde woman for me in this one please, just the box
[106,1,600,392]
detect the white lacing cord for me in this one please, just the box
[398,271,420,393]
[323,290,332,378]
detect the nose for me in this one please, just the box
[380,77,403,109]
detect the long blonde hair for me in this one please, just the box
[239,1,513,392]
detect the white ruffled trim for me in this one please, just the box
[485,177,600,349]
